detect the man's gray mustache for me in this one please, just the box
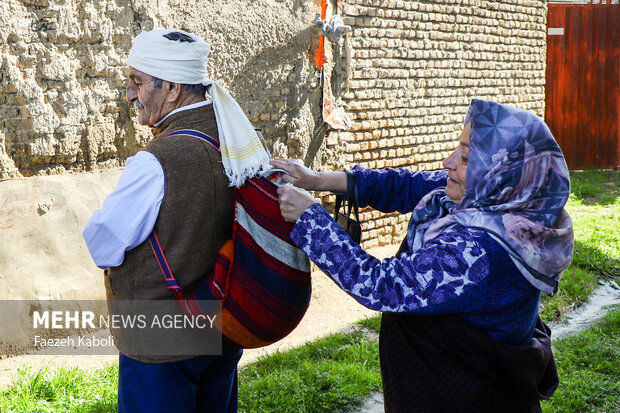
[134,101,144,110]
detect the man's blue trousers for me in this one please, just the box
[118,345,243,413]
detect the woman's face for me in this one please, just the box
[443,123,471,204]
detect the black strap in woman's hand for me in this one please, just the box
[333,169,361,243]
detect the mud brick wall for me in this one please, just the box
[322,0,548,249]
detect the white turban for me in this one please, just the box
[127,29,270,187]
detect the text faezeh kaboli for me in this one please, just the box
[34,334,114,348]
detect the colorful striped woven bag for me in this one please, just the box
[149,129,312,349]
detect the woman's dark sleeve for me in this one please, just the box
[291,204,491,314]
[351,166,447,213]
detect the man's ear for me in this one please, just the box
[166,82,183,103]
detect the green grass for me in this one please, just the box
[568,210,619,278]
[542,306,620,413]
[0,364,118,413]
[355,314,382,334]
[238,328,381,412]
[566,169,619,277]
[540,169,619,322]
[1,170,618,412]
[568,169,619,207]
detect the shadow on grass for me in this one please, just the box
[540,265,598,323]
[573,239,620,278]
[569,170,619,207]
[82,400,117,413]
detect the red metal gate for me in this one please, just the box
[545,2,620,169]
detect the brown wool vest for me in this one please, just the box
[104,104,234,362]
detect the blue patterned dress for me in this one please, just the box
[291,166,541,345]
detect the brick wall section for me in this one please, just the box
[321,0,548,250]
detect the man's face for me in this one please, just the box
[126,67,170,126]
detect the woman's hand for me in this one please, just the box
[270,159,347,194]
[270,159,321,190]
[276,184,318,223]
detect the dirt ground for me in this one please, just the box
[0,245,399,390]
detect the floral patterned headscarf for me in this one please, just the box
[407,99,574,295]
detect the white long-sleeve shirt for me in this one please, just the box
[83,151,164,269]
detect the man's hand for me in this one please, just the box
[276,184,318,223]
[270,159,321,190]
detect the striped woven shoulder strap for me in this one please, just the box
[151,130,222,301]
[167,129,220,153]
[148,231,184,300]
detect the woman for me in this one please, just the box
[272,99,573,412]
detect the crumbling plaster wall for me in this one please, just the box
[0,0,324,178]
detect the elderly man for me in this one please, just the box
[84,29,270,413]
